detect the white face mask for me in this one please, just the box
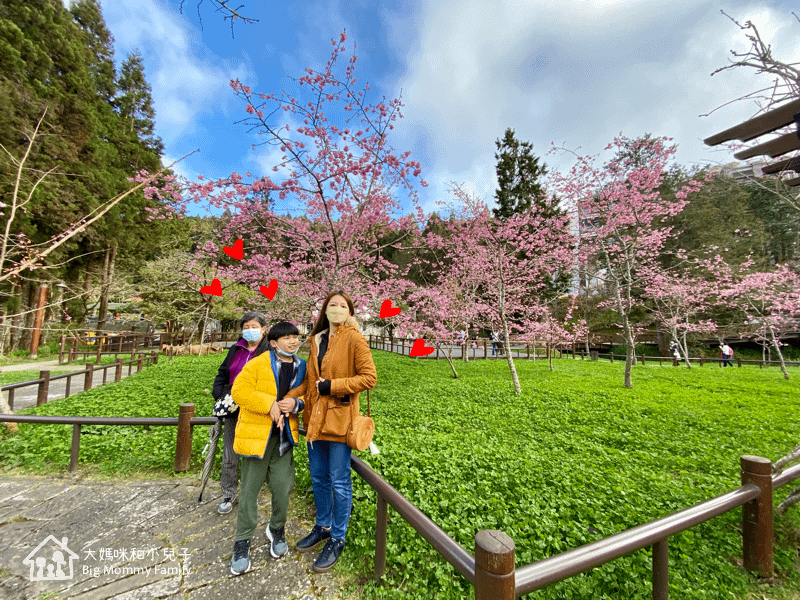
[326,305,350,324]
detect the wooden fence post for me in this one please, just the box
[174,403,195,472]
[69,424,81,472]
[59,335,66,364]
[474,530,515,600]
[84,363,94,391]
[137,355,144,372]
[375,494,388,580]
[741,455,774,577]
[36,370,50,406]
[652,538,669,600]
[151,350,158,365]
[115,358,123,382]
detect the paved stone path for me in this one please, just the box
[1,360,147,413]
[0,476,344,600]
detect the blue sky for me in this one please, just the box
[72,0,799,216]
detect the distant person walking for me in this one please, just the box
[720,342,733,367]
[212,312,270,515]
[669,340,680,360]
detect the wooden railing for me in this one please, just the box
[3,352,160,411]
[369,336,800,369]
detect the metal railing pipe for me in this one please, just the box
[350,454,477,584]
[514,484,760,595]
[773,462,800,490]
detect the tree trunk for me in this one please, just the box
[82,259,94,326]
[97,244,116,334]
[622,315,634,388]
[500,313,521,394]
[767,323,789,380]
[198,301,212,344]
[22,280,36,350]
[439,344,459,379]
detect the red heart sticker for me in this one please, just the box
[379,300,401,319]
[259,279,278,300]
[409,339,434,357]
[223,239,243,260]
[201,279,222,296]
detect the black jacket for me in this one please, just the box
[212,336,271,400]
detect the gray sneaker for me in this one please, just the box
[230,539,250,575]
[218,497,233,514]
[266,526,288,558]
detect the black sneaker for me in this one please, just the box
[312,537,344,573]
[296,524,331,552]
[230,539,251,575]
[266,526,288,558]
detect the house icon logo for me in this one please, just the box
[23,535,78,581]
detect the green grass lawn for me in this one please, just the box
[1,351,799,599]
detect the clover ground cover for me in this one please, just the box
[0,352,798,598]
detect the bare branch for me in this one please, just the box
[0,151,199,283]
[178,0,258,38]
[709,10,800,116]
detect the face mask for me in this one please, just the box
[242,328,262,343]
[326,305,350,324]
[275,347,296,358]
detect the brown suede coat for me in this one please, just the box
[287,316,377,443]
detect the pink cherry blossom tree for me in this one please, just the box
[390,276,483,379]
[710,260,800,379]
[553,135,704,388]
[640,267,718,367]
[419,183,574,393]
[144,32,427,323]
[519,294,588,371]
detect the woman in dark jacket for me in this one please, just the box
[212,311,270,514]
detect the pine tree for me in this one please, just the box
[69,0,115,103]
[117,50,164,157]
[493,128,548,221]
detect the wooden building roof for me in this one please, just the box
[704,98,800,186]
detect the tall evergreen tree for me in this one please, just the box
[493,128,548,221]
[69,0,115,103]
[117,50,164,157]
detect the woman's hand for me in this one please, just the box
[315,378,325,393]
[277,398,295,413]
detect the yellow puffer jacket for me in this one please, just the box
[287,316,377,443]
[231,351,306,458]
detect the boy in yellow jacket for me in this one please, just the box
[229,322,306,575]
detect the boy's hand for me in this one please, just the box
[269,400,282,424]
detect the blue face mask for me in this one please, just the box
[242,328,262,343]
[275,347,296,358]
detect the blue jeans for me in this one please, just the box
[307,440,352,541]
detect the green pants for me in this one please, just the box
[234,433,295,542]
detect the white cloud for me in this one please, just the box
[99,0,255,148]
[381,0,799,210]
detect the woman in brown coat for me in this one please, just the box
[285,291,376,572]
